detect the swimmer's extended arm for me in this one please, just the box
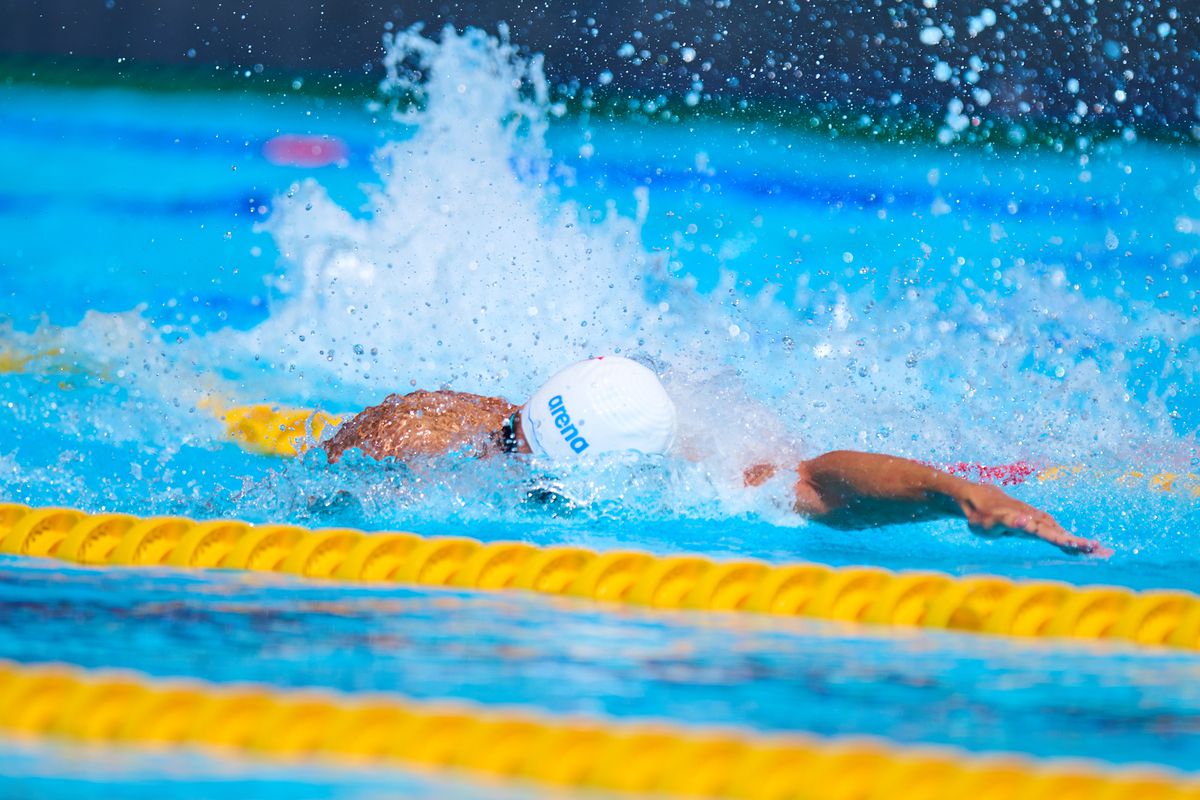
[791,450,1111,556]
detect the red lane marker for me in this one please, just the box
[262,135,349,167]
[940,460,1037,486]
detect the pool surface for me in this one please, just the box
[2,24,1199,797]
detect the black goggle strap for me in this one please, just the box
[500,410,521,453]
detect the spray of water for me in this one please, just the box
[230,26,1193,468]
[3,25,1196,535]
[237,27,665,397]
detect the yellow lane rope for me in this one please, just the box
[4,505,1200,652]
[1036,465,1200,497]
[200,399,343,457]
[0,659,1194,799]
[0,344,340,457]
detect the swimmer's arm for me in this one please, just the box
[791,450,1110,556]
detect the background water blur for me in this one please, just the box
[3,0,1196,128]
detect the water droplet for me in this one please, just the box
[919,26,944,45]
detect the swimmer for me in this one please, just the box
[325,356,1110,556]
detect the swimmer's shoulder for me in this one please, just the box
[386,389,513,416]
[325,388,517,463]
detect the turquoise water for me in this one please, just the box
[2,26,1200,796]
[0,738,543,799]
[5,554,1200,767]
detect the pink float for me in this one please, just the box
[262,134,349,167]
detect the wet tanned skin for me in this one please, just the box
[325,390,1109,556]
[324,389,519,463]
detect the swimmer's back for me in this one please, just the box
[324,389,517,463]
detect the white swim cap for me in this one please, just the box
[520,356,677,460]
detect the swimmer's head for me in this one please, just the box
[519,356,677,460]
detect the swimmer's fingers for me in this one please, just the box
[995,508,1112,558]
[1025,524,1112,557]
[962,487,1111,557]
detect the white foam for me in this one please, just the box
[233,26,672,402]
[12,25,1193,505]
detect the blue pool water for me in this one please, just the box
[2,25,1200,796]
[0,738,541,800]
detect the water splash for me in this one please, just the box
[2,25,1196,538]
[233,26,670,402]
[228,26,1196,471]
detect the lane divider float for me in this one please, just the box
[0,345,341,458]
[4,505,1200,652]
[0,659,1195,799]
[201,399,343,457]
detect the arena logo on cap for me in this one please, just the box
[547,395,589,453]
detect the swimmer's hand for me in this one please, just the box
[954,483,1112,557]
[793,450,1112,557]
